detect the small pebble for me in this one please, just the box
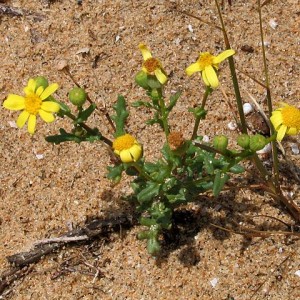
[269,19,278,29]
[210,277,218,288]
[243,103,253,115]
[291,143,299,155]
[188,24,193,33]
[115,35,121,42]
[227,121,237,131]
[295,270,300,277]
[8,121,18,128]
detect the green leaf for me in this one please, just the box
[107,164,124,183]
[45,128,82,144]
[137,182,160,204]
[229,164,245,174]
[111,95,129,137]
[76,104,97,124]
[166,188,187,205]
[132,100,154,109]
[167,91,181,112]
[213,170,229,197]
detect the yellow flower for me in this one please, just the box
[3,78,60,134]
[186,49,235,88]
[138,43,168,85]
[270,102,300,141]
[113,134,142,163]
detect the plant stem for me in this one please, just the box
[65,111,113,147]
[158,90,169,138]
[191,86,210,140]
[257,0,280,192]
[130,162,153,181]
[214,0,247,134]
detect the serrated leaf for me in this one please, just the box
[45,128,82,144]
[112,95,129,137]
[107,164,124,183]
[167,91,181,112]
[137,182,160,204]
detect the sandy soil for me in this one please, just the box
[0,0,300,299]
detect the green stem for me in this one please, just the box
[65,111,113,147]
[257,0,280,192]
[214,0,247,134]
[191,86,210,140]
[158,90,169,138]
[130,162,153,181]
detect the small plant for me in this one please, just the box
[2,1,300,255]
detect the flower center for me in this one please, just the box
[143,58,160,73]
[198,52,214,69]
[113,134,135,151]
[24,93,42,115]
[281,106,300,129]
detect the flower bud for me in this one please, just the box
[237,134,250,149]
[34,76,49,90]
[135,70,149,89]
[213,135,228,153]
[68,87,87,107]
[249,134,267,152]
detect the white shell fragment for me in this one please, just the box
[243,103,253,115]
[210,277,219,288]
[76,47,90,55]
[291,143,299,155]
[115,35,121,42]
[256,143,272,154]
[295,270,300,277]
[188,24,193,33]
[227,121,237,131]
[269,19,278,29]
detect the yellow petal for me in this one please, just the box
[36,86,44,96]
[41,101,60,113]
[3,95,25,110]
[276,124,287,141]
[130,144,143,162]
[27,78,36,92]
[120,149,133,163]
[138,43,152,61]
[205,65,219,88]
[39,110,55,123]
[154,68,168,85]
[16,110,30,128]
[186,62,202,76]
[270,113,282,130]
[40,83,59,100]
[213,49,235,64]
[286,127,298,135]
[27,114,37,134]
[201,70,210,86]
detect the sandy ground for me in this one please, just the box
[0,0,300,299]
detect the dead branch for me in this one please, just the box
[0,214,136,296]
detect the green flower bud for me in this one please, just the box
[69,87,87,107]
[249,134,267,152]
[237,134,250,149]
[135,70,149,89]
[213,135,228,153]
[34,76,49,90]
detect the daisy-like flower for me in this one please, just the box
[138,43,168,85]
[186,49,235,88]
[113,134,142,163]
[3,78,60,134]
[270,102,300,141]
